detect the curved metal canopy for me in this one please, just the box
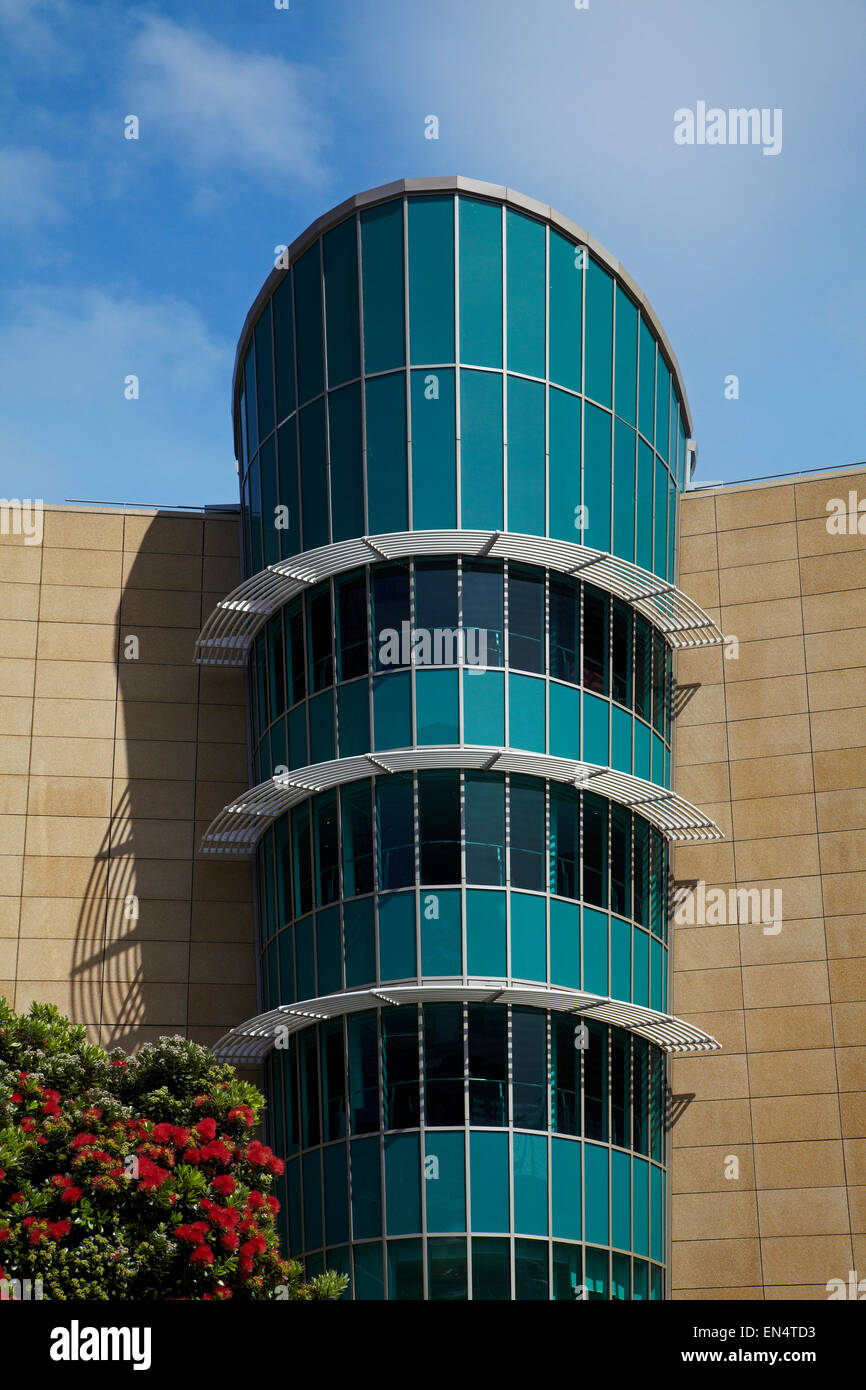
[212,982,721,1065]
[194,529,724,666]
[200,745,723,856]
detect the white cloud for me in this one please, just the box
[127,16,330,187]
[0,287,237,506]
[0,147,69,229]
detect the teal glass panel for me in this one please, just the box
[583,401,612,552]
[584,258,613,407]
[508,672,545,754]
[344,896,375,988]
[295,917,315,1001]
[655,354,670,463]
[514,1132,548,1237]
[316,905,342,995]
[387,1238,423,1299]
[350,1136,382,1239]
[612,417,636,563]
[361,201,405,374]
[308,690,335,764]
[614,286,638,425]
[633,927,650,1007]
[678,413,687,491]
[306,1253,324,1277]
[302,1149,322,1251]
[294,243,324,406]
[428,1237,467,1300]
[373,671,411,750]
[469,1131,509,1232]
[244,344,258,458]
[416,668,458,744]
[366,372,408,533]
[466,890,506,976]
[549,897,580,989]
[551,1136,582,1240]
[384,1132,421,1235]
[276,422,301,559]
[323,1143,349,1247]
[465,772,505,886]
[424,1130,465,1233]
[610,704,632,774]
[459,197,502,367]
[584,1142,609,1246]
[651,731,666,788]
[632,1256,648,1301]
[611,1252,630,1300]
[653,456,668,579]
[288,703,308,769]
[581,691,609,765]
[637,317,655,444]
[548,387,581,542]
[633,718,651,781]
[286,1157,302,1255]
[323,217,360,388]
[410,367,456,528]
[636,439,654,572]
[337,680,370,758]
[510,892,546,982]
[460,368,503,529]
[611,916,631,1001]
[299,398,329,549]
[650,1163,663,1263]
[378,891,417,981]
[273,276,295,424]
[278,927,295,1004]
[463,668,504,745]
[548,230,582,391]
[328,381,364,542]
[667,473,677,584]
[651,1265,663,1300]
[255,304,275,443]
[515,1238,549,1300]
[472,1236,511,1299]
[549,681,580,759]
[420,887,461,975]
[248,455,262,573]
[582,907,609,995]
[408,195,454,364]
[507,375,545,535]
[651,938,664,1013]
[552,1242,583,1301]
[611,1148,631,1251]
[506,210,545,377]
[269,937,281,1004]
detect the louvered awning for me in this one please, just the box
[212,982,721,1064]
[195,530,723,666]
[200,745,723,856]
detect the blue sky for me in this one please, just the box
[1,0,863,507]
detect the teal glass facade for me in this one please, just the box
[233,181,696,1299]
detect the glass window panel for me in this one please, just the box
[307,585,333,692]
[372,564,410,672]
[276,421,301,559]
[514,1237,549,1300]
[292,804,313,918]
[637,317,655,444]
[636,438,654,572]
[244,343,258,459]
[611,1252,630,1301]
[512,1006,547,1130]
[350,1136,382,1240]
[423,1002,464,1127]
[410,367,456,528]
[610,804,631,919]
[459,197,502,368]
[506,210,545,377]
[294,244,324,406]
[548,387,582,544]
[584,1020,608,1142]
[361,201,405,374]
[420,887,461,975]
[632,1037,649,1155]
[316,905,341,996]
[427,1237,467,1300]
[632,1257,648,1301]
[466,889,506,976]
[652,629,667,736]
[460,368,503,530]
[328,381,365,543]
[548,230,582,391]
[653,456,668,580]
[465,771,505,886]
[552,1242,583,1301]
[340,781,373,898]
[551,1137,582,1241]
[347,1011,379,1135]
[285,1039,300,1157]
[552,1013,580,1136]
[611,1028,631,1149]
[614,285,638,426]
[273,275,296,423]
[611,599,633,708]
[508,671,545,754]
[378,890,417,981]
[344,896,375,988]
[650,1047,665,1163]
[384,1132,421,1236]
[655,355,670,463]
[461,561,503,667]
[612,417,636,565]
[472,1236,511,1299]
[584,1245,608,1301]
[366,372,408,533]
[418,769,460,885]
[510,774,545,892]
[549,577,578,684]
[550,784,579,899]
[376,773,414,891]
[254,303,275,442]
[299,398,329,549]
[387,1237,423,1298]
[265,615,285,723]
[469,1132,510,1232]
[239,386,249,475]
[323,217,360,389]
[425,1132,466,1234]
[508,564,544,674]
[322,1018,346,1142]
[514,1135,548,1238]
[373,670,411,751]
[416,668,459,744]
[248,453,263,574]
[260,437,278,565]
[584,258,613,407]
[408,195,454,363]
[382,1005,420,1130]
[633,615,651,721]
[299,1028,320,1148]
[468,1003,507,1126]
[667,472,677,585]
[583,791,608,909]
[582,585,609,695]
[336,572,368,681]
[295,917,315,1000]
[510,891,546,981]
[584,401,612,553]
[414,558,458,641]
[302,1150,322,1252]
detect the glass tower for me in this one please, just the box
[198,178,724,1300]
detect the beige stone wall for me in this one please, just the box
[671,465,866,1299]
[0,504,255,1052]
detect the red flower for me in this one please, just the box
[61,1186,83,1205]
[195,1117,217,1141]
[151,1123,174,1143]
[0,1229,9,1244]
[47,1220,71,1240]
[220,1232,239,1251]
[111,1059,127,1068]
[21,1117,35,1132]
[211,1175,235,1196]
[182,1148,201,1165]
[200,1140,231,1165]
[190,1244,213,1265]
[9,1092,22,1104]
[228,1106,255,1127]
[9,1193,25,1204]
[72,1133,99,1150]
[267,1156,284,1176]
[29,1228,43,1245]
[247,1191,266,1211]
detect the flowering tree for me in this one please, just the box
[0,1000,346,1301]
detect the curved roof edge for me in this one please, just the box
[200,745,724,857]
[212,983,721,1065]
[231,175,693,445]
